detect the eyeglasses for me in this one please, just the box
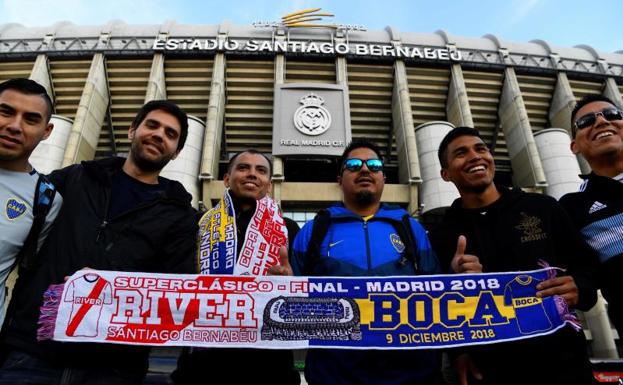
[574,108,623,130]
[342,158,384,173]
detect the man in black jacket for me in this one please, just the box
[429,126,598,385]
[560,94,623,337]
[171,149,301,385]
[0,100,197,385]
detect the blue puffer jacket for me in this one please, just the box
[292,203,440,385]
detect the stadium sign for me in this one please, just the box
[152,39,461,60]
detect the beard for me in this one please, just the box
[130,141,175,172]
[355,190,375,206]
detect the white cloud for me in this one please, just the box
[508,0,540,25]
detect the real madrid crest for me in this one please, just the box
[293,93,332,136]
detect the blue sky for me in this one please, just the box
[1,0,621,53]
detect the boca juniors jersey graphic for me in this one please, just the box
[63,273,112,337]
[504,275,552,334]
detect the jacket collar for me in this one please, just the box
[447,185,521,216]
[82,157,192,205]
[580,172,623,194]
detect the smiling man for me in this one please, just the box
[428,126,598,385]
[0,78,62,326]
[291,139,441,385]
[560,94,623,338]
[0,100,197,385]
[172,149,301,385]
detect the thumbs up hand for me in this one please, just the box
[450,235,483,274]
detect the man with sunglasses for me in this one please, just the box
[560,94,623,337]
[291,140,442,385]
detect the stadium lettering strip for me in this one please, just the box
[152,39,462,60]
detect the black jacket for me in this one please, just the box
[2,157,197,377]
[429,187,597,385]
[560,172,623,333]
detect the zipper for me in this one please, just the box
[95,188,112,243]
[95,192,170,242]
[363,220,372,272]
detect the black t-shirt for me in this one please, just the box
[108,170,168,219]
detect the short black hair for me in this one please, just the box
[438,126,484,168]
[338,139,384,176]
[227,149,273,178]
[0,78,54,122]
[571,94,617,137]
[131,100,189,151]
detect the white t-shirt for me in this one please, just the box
[0,167,62,326]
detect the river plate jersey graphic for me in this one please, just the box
[504,275,552,334]
[64,273,113,337]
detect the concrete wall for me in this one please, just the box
[414,121,459,214]
[160,116,206,208]
[533,128,582,199]
[29,115,73,174]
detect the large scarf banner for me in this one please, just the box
[38,268,580,350]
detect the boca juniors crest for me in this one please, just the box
[39,268,580,350]
[5,198,27,220]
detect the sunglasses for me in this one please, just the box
[342,158,384,173]
[574,108,623,130]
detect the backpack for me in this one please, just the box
[15,174,57,270]
[303,209,418,275]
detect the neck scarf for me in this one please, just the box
[197,190,287,275]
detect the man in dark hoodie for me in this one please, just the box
[560,94,623,337]
[0,100,197,385]
[429,126,598,385]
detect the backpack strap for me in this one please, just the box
[304,210,419,275]
[16,174,57,270]
[368,215,419,272]
[304,209,331,276]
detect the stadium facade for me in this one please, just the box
[0,17,621,357]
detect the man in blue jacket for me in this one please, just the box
[291,139,441,385]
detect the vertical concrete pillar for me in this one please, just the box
[336,55,348,85]
[29,115,73,174]
[446,64,474,128]
[584,293,619,358]
[144,53,167,102]
[549,72,591,174]
[549,72,575,133]
[29,55,54,101]
[533,129,582,199]
[392,59,421,215]
[498,67,547,189]
[62,53,109,166]
[603,78,623,109]
[161,116,206,208]
[199,53,225,209]
[271,33,286,206]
